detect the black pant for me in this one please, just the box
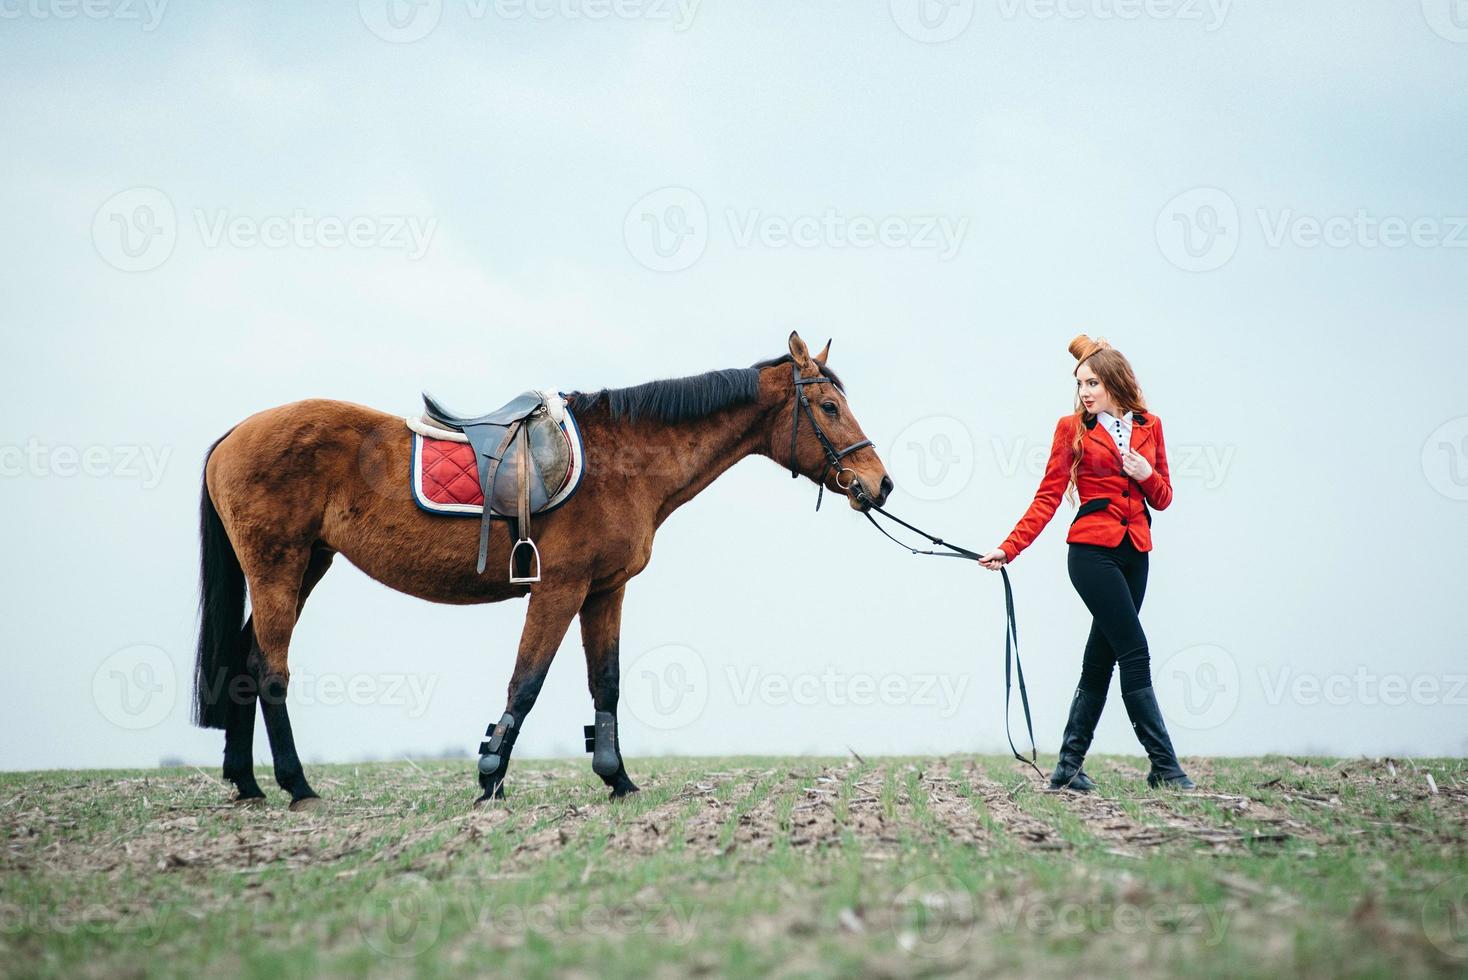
[1067,535,1152,696]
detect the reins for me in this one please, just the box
[787,364,1044,779]
[856,503,1043,780]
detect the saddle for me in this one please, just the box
[417,390,579,584]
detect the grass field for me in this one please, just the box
[2,755,1465,978]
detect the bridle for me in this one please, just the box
[787,360,873,511]
[784,361,1043,779]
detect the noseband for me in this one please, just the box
[788,361,873,511]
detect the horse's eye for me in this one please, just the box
[821,401,839,417]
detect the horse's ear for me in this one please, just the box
[813,339,831,366]
[788,331,812,370]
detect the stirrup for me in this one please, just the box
[509,538,541,584]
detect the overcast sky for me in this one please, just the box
[2,2,1465,775]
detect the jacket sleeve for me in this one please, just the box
[999,417,1074,562]
[1139,416,1173,511]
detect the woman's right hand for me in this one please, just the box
[978,548,1008,570]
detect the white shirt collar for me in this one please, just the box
[1096,409,1133,428]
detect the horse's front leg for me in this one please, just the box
[474,582,588,806]
[579,585,639,800]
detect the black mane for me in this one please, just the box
[566,354,845,424]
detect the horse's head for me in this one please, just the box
[768,331,893,511]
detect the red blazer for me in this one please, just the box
[999,410,1173,563]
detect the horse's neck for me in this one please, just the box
[590,401,773,524]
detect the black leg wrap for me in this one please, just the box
[477,712,518,796]
[584,712,638,797]
[585,711,622,780]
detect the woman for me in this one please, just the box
[978,335,1195,792]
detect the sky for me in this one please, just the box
[1,2,1465,777]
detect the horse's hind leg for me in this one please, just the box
[579,586,639,800]
[475,583,587,805]
[223,547,335,807]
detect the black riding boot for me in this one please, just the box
[1121,686,1196,789]
[1048,688,1105,792]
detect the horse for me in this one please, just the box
[192,332,894,808]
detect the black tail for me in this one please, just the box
[193,434,248,730]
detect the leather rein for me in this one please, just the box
[787,362,1043,778]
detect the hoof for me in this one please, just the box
[608,782,640,801]
[473,784,507,808]
[233,794,267,809]
[288,796,323,813]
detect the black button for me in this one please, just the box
[1120,518,1128,526]
[1123,490,1129,497]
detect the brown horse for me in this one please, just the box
[193,333,893,808]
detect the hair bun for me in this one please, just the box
[1068,333,1111,362]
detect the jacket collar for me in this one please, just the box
[1084,409,1148,430]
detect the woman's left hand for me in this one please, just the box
[1121,450,1152,482]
